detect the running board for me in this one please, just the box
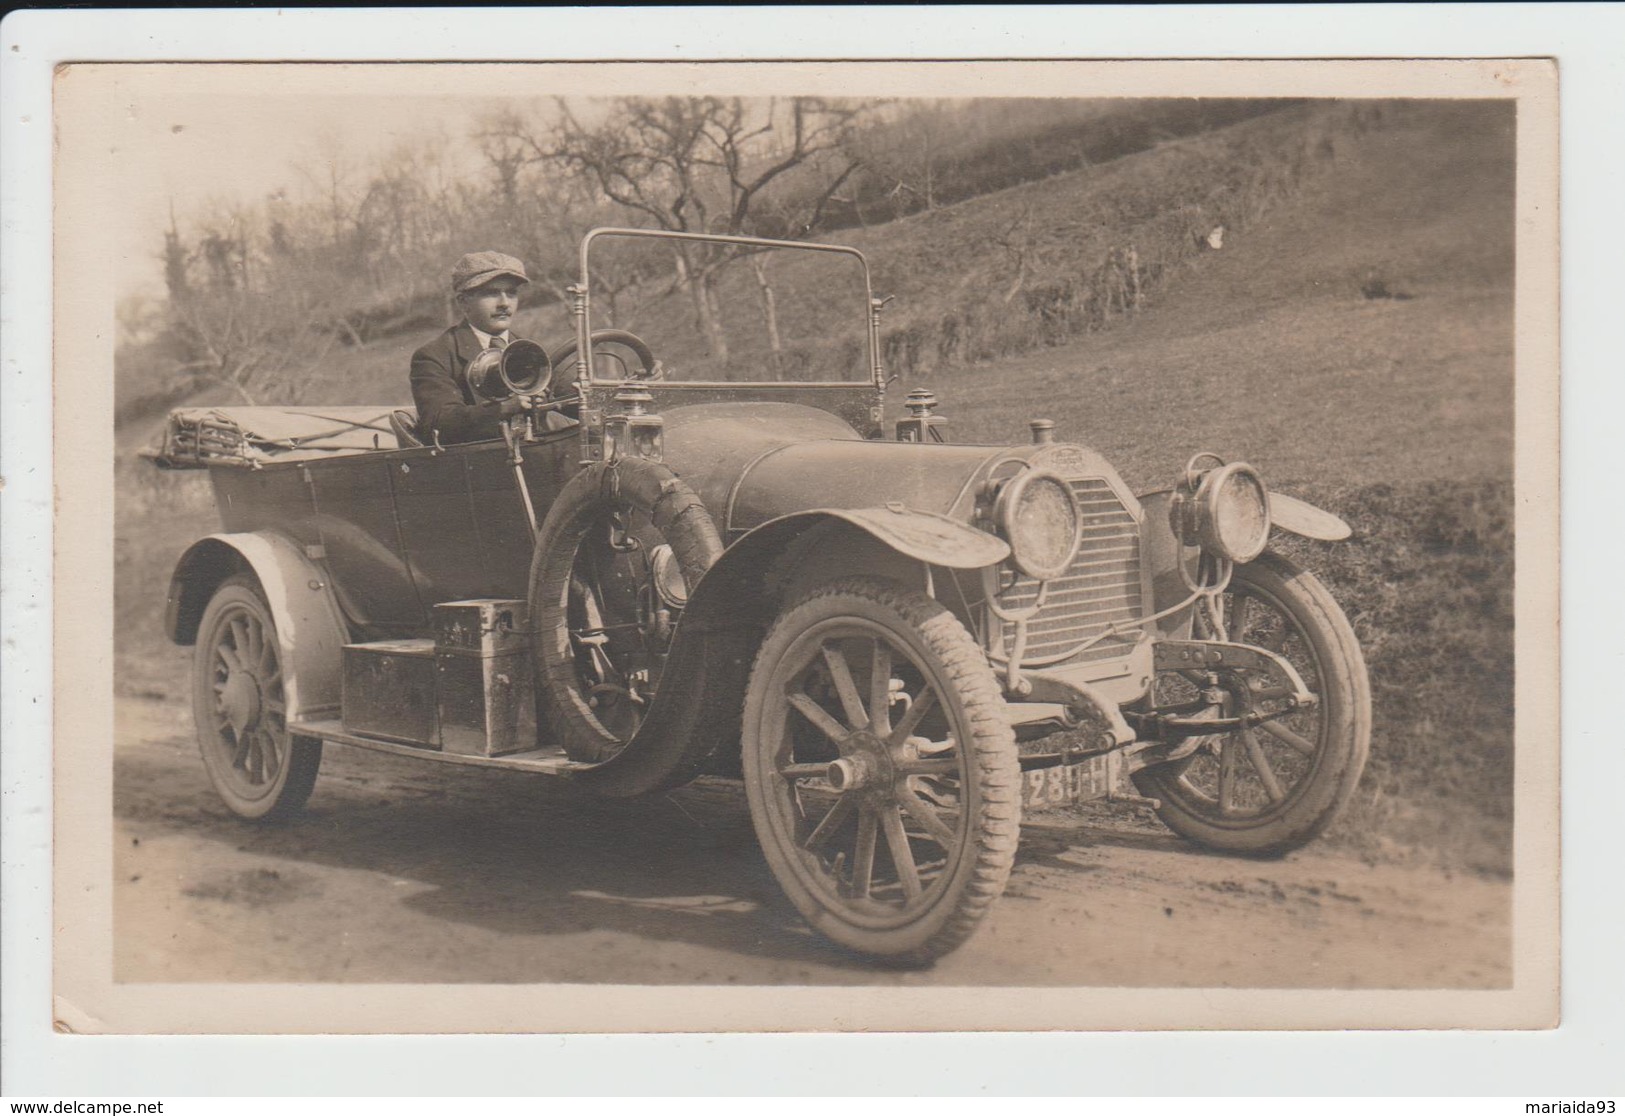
[290,718,590,777]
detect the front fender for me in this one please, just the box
[753,506,1008,570]
[1137,487,1353,546]
[578,506,1006,796]
[1137,487,1352,641]
[680,506,1006,641]
[1268,492,1352,541]
[166,532,348,722]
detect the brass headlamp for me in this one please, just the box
[993,467,1083,581]
[1174,454,1271,564]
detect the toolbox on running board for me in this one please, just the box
[340,638,440,747]
[339,599,535,755]
[432,599,536,757]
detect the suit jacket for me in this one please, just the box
[409,322,517,445]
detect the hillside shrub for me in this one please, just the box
[865,102,1386,380]
[819,98,1305,229]
[1275,478,1515,874]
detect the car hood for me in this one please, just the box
[659,401,1127,536]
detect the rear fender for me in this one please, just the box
[578,508,1006,796]
[166,533,348,721]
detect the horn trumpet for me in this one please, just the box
[466,339,553,401]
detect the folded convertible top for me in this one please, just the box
[144,406,403,468]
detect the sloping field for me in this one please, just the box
[919,100,1514,490]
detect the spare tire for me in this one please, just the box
[529,458,723,764]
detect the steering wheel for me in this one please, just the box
[549,329,659,383]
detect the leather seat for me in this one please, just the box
[389,409,425,448]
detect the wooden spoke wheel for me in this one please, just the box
[191,575,321,820]
[742,578,1020,966]
[1135,551,1371,855]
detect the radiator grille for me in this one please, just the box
[998,477,1144,666]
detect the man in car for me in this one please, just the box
[410,250,540,445]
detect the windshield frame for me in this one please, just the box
[572,227,883,391]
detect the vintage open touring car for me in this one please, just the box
[149,228,1370,964]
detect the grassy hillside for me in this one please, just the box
[921,100,1514,486]
[917,100,1516,873]
[818,98,1306,230]
[117,100,1516,873]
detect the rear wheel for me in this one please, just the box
[742,577,1021,966]
[191,574,321,820]
[1134,551,1370,855]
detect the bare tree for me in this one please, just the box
[294,132,363,256]
[162,202,190,305]
[749,252,783,368]
[992,201,1039,303]
[159,201,351,404]
[167,281,340,406]
[480,129,529,208]
[183,287,350,404]
[142,129,552,410]
[486,96,865,362]
[849,101,957,219]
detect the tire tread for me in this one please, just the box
[743,576,1020,966]
[1135,550,1370,855]
[193,573,322,822]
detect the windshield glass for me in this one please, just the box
[584,232,873,384]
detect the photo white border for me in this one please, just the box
[5,3,1620,1096]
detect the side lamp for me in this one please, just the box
[603,386,663,463]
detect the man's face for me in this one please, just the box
[459,277,523,335]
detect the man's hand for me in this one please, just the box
[499,395,535,418]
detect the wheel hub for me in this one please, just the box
[221,669,262,736]
[826,730,898,795]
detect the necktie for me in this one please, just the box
[489,334,507,351]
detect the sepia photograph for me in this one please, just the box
[47,56,1557,1036]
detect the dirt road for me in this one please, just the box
[113,695,1510,988]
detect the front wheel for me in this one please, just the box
[191,574,322,820]
[742,577,1021,966]
[1134,550,1371,855]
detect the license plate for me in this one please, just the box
[1021,752,1121,809]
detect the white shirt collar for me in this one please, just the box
[468,323,511,349]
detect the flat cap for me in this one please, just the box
[452,250,530,293]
